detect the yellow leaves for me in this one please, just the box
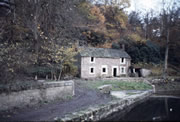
[128,33,146,43]
[129,33,141,42]
[96,42,112,48]
[78,1,90,9]
[114,11,128,29]
[89,6,105,24]
[106,23,116,29]
[78,1,105,24]
[42,42,78,68]
[78,1,91,15]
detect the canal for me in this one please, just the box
[105,95,180,121]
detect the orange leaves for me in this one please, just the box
[90,6,105,24]
[78,1,105,24]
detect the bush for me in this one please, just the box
[62,63,78,78]
[0,80,44,94]
[125,40,161,64]
[112,42,120,49]
[25,66,51,78]
[127,46,141,63]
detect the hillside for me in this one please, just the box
[0,0,180,83]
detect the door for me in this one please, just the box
[113,68,117,77]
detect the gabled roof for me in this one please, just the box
[80,47,131,59]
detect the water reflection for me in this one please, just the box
[111,96,180,121]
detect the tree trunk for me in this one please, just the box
[51,70,53,80]
[58,66,63,81]
[46,75,48,80]
[35,75,38,80]
[163,28,170,79]
[54,74,57,81]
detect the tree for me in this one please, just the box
[0,0,12,16]
[160,0,177,79]
[0,0,85,83]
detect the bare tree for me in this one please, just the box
[161,0,176,79]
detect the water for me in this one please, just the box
[108,96,180,121]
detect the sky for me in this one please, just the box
[127,0,159,11]
[92,0,179,16]
[125,0,178,16]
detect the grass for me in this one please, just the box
[86,80,153,91]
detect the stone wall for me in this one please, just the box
[0,80,74,111]
[151,78,180,95]
[81,57,131,78]
[58,90,152,121]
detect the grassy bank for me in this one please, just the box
[86,80,153,91]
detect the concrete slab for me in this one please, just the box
[110,91,127,98]
[110,90,152,99]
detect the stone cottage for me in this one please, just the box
[79,48,131,78]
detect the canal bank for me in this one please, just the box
[57,90,153,121]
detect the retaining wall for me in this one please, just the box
[58,90,152,121]
[0,80,74,111]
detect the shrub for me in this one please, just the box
[112,42,120,49]
[0,80,43,94]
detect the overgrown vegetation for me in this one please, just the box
[0,0,81,83]
[0,80,44,94]
[87,80,152,91]
[0,0,180,84]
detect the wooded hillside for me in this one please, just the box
[0,0,180,83]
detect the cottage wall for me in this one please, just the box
[81,57,131,78]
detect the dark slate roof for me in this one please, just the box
[80,47,131,59]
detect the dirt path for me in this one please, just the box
[0,80,112,121]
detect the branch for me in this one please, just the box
[0,2,10,9]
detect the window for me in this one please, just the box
[120,58,126,64]
[89,67,95,74]
[103,68,106,73]
[101,65,108,75]
[122,67,124,73]
[90,57,95,63]
[120,66,126,74]
[122,58,124,63]
[91,68,94,73]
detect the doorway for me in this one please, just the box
[113,67,118,77]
